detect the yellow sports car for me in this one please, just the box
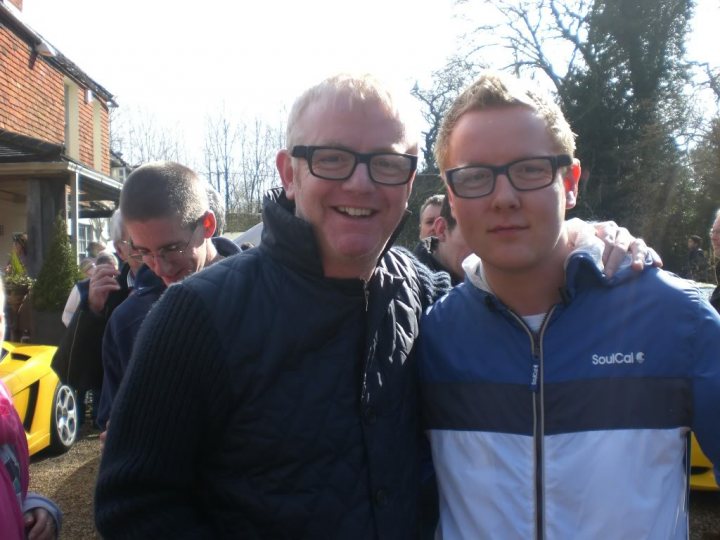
[691,434,718,491]
[0,341,78,455]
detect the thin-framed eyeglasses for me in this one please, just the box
[446,155,573,199]
[129,221,201,265]
[291,145,417,186]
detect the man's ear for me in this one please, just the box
[201,211,217,238]
[563,159,581,210]
[434,216,448,241]
[277,150,296,200]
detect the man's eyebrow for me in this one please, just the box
[130,240,185,252]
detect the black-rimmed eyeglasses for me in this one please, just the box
[129,221,201,265]
[291,145,417,186]
[446,155,573,199]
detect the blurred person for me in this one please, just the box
[685,234,708,281]
[412,194,471,285]
[86,241,106,259]
[0,281,62,540]
[4,233,28,274]
[709,210,720,311]
[51,211,141,419]
[62,252,117,327]
[96,162,240,434]
[95,74,660,539]
[418,71,719,539]
[417,194,443,240]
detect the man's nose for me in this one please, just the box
[343,162,374,191]
[490,173,520,207]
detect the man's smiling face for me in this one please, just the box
[279,94,415,279]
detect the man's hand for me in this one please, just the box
[88,263,121,315]
[24,508,57,540]
[593,221,663,277]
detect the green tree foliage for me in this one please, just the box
[412,56,483,173]
[689,118,720,251]
[560,0,693,270]
[32,214,82,312]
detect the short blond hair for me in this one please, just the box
[286,73,419,153]
[435,71,576,173]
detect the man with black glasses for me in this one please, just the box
[96,74,452,540]
[95,163,239,435]
[418,71,720,539]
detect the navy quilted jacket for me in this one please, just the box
[95,188,449,539]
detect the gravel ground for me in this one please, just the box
[29,426,720,539]
[29,424,101,540]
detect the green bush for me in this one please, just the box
[32,214,82,311]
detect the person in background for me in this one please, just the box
[86,241,106,260]
[96,163,240,436]
[685,234,708,281]
[418,70,719,539]
[62,252,117,328]
[417,194,444,240]
[4,233,29,275]
[0,281,62,540]
[708,210,720,311]
[51,211,139,403]
[412,194,471,285]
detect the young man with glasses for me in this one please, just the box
[418,71,720,539]
[95,163,239,435]
[95,74,659,539]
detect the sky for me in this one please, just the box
[16,0,720,165]
[19,0,464,162]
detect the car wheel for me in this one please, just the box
[49,383,78,453]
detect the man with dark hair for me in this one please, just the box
[686,233,707,281]
[96,162,239,434]
[413,194,471,285]
[418,193,444,240]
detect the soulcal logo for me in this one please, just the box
[592,351,645,365]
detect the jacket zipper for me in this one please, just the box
[508,306,556,540]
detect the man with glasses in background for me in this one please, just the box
[95,162,239,438]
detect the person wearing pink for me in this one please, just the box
[0,282,61,540]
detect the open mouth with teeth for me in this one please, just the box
[336,206,375,217]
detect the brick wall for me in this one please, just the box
[0,24,111,174]
[0,26,64,144]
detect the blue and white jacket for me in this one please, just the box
[418,251,720,540]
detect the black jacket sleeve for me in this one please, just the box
[94,283,231,539]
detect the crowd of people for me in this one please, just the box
[3,69,720,539]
